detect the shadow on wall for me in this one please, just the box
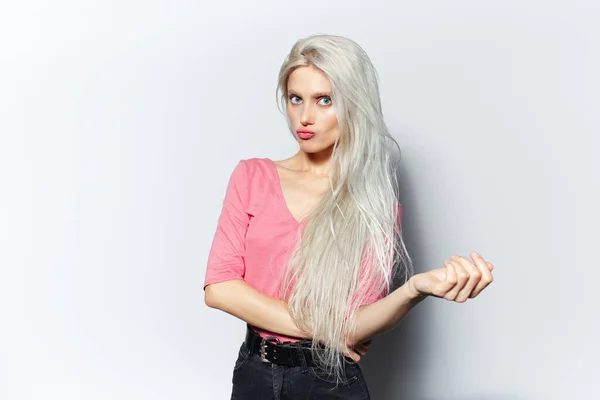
[360,148,518,400]
[360,155,431,399]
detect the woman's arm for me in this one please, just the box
[204,279,311,340]
[349,277,426,346]
[350,252,495,346]
[206,253,494,355]
[205,276,425,345]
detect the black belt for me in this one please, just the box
[244,324,320,367]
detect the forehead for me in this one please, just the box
[287,65,331,93]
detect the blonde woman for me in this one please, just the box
[204,34,494,399]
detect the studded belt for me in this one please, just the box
[243,324,320,367]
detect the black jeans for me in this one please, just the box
[230,341,371,399]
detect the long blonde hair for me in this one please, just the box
[275,34,413,380]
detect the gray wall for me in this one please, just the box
[1,0,598,399]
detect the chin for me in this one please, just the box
[299,142,335,153]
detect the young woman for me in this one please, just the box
[204,33,494,400]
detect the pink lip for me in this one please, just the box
[297,129,314,134]
[297,131,315,140]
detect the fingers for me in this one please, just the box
[443,259,468,301]
[345,348,361,363]
[451,255,481,303]
[443,253,494,302]
[469,252,494,298]
[345,338,373,361]
[354,343,368,356]
[439,260,457,297]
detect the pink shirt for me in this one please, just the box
[203,157,403,343]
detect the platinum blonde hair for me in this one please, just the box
[275,34,414,381]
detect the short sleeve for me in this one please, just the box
[203,160,250,290]
[358,202,403,305]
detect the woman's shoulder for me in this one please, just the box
[238,157,276,215]
[233,158,278,207]
[238,157,274,182]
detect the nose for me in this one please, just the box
[300,103,315,125]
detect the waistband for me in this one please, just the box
[244,324,319,367]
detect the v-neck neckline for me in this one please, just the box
[266,158,306,226]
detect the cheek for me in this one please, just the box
[322,108,339,131]
[287,107,299,123]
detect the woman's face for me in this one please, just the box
[286,65,340,153]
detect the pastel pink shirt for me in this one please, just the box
[203,157,403,343]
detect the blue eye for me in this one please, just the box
[288,95,331,106]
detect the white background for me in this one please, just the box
[1,1,598,399]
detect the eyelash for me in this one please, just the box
[289,95,332,106]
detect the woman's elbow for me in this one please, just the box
[204,280,239,309]
[204,284,220,309]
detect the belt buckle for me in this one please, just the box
[259,337,279,363]
[259,337,270,363]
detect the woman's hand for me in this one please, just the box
[409,252,494,302]
[344,338,373,363]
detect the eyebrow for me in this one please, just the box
[287,89,331,98]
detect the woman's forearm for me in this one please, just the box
[204,279,311,339]
[349,277,427,345]
[205,277,427,347]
